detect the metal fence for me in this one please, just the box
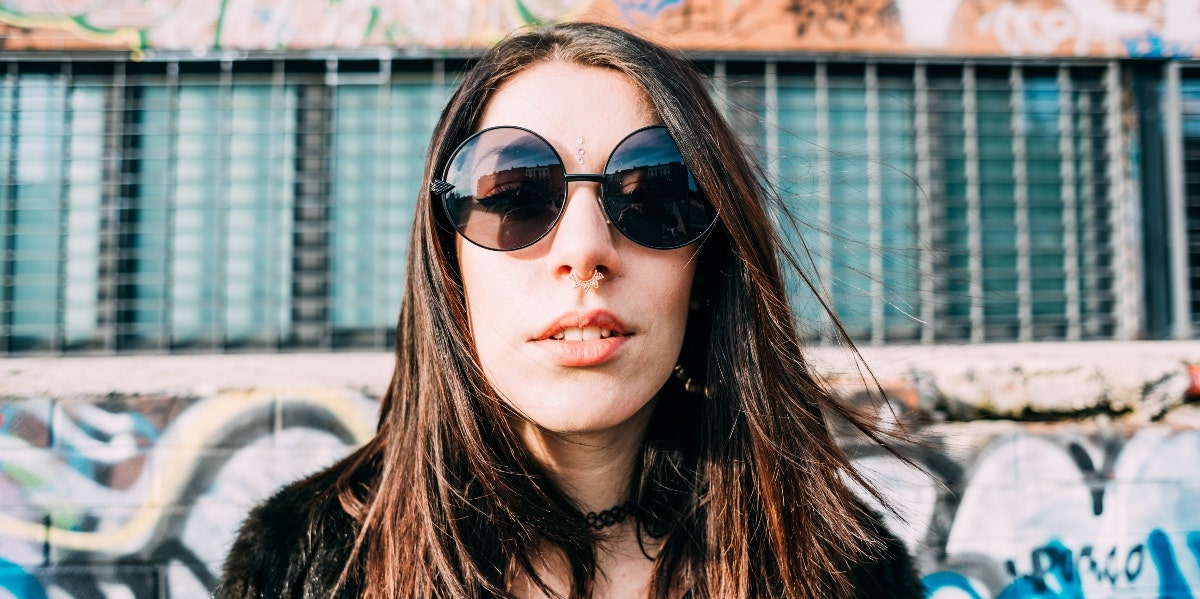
[0,55,1153,353]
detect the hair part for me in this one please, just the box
[325,21,903,599]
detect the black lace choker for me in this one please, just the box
[583,501,634,530]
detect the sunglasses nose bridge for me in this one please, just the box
[563,173,611,225]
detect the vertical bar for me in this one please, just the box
[765,59,779,194]
[1164,61,1191,338]
[55,63,72,352]
[916,63,936,345]
[375,57,392,348]
[1011,66,1032,342]
[269,59,286,349]
[815,61,833,343]
[217,58,233,348]
[713,60,728,120]
[914,64,935,343]
[0,64,15,352]
[1078,89,1098,336]
[164,61,179,348]
[963,64,985,343]
[1107,61,1143,340]
[324,57,337,350]
[1058,66,1081,340]
[866,62,884,345]
[97,62,126,352]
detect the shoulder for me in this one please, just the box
[215,467,360,599]
[848,508,926,599]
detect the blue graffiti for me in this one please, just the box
[613,0,682,20]
[1123,32,1193,59]
[925,530,1200,599]
[1149,529,1195,599]
[0,558,47,599]
[997,541,1084,599]
[923,571,985,599]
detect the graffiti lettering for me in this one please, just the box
[4,393,1200,597]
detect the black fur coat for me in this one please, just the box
[216,467,926,599]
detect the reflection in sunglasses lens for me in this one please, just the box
[604,128,712,249]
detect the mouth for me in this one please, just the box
[534,311,631,367]
[549,326,620,341]
[535,311,629,342]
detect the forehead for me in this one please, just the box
[477,61,659,163]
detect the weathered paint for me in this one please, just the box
[0,0,1198,58]
[1,386,1198,597]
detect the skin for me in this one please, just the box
[456,60,700,597]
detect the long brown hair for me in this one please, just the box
[329,22,900,599]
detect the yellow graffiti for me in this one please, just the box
[0,8,143,52]
[0,387,373,554]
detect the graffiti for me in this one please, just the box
[970,0,1155,56]
[2,385,1200,597]
[784,0,900,40]
[861,426,1200,599]
[925,531,1200,598]
[0,0,1198,57]
[0,389,376,598]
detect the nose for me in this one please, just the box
[546,182,620,284]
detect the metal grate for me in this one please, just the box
[0,55,1141,354]
[709,59,1138,345]
[0,58,449,353]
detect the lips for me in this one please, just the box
[534,311,630,367]
[536,311,627,342]
[550,326,618,341]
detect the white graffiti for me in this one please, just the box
[975,0,1153,56]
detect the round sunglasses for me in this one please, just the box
[430,125,717,251]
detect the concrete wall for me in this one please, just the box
[1,343,1199,598]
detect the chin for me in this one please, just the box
[507,388,660,436]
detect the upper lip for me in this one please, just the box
[534,310,629,341]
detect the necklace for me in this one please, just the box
[583,501,634,530]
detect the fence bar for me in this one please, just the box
[1058,66,1081,340]
[713,60,728,118]
[270,59,288,348]
[963,64,984,343]
[164,61,179,348]
[1,64,14,350]
[1165,61,1191,338]
[866,63,884,344]
[914,64,935,343]
[374,57,392,347]
[1107,61,1142,340]
[1077,87,1098,336]
[1010,66,1032,342]
[54,63,72,352]
[815,61,833,342]
[97,62,126,352]
[765,60,779,194]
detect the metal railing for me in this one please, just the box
[0,55,1149,353]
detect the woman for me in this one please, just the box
[218,22,923,599]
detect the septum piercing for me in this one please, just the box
[568,269,604,292]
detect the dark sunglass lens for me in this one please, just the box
[442,128,565,250]
[603,128,714,249]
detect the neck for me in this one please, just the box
[516,399,655,514]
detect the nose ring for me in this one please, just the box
[568,269,604,293]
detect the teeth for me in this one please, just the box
[550,327,615,341]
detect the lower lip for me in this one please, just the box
[534,335,629,367]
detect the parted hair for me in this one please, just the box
[328,21,900,599]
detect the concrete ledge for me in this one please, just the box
[4,341,1200,422]
[811,341,1200,422]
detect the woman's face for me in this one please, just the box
[456,61,698,434]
